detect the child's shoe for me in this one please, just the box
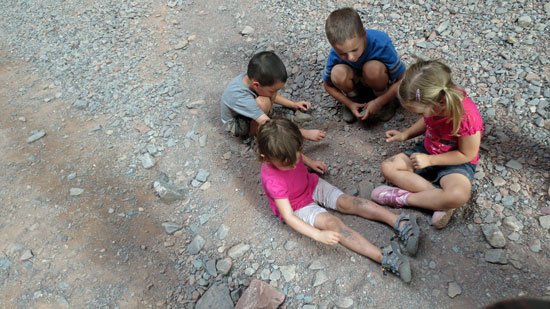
[394,214,420,256]
[371,185,410,208]
[432,209,455,229]
[342,105,356,123]
[381,239,411,283]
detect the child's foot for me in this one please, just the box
[394,214,420,256]
[371,185,410,208]
[381,240,411,283]
[432,209,455,229]
[374,99,399,122]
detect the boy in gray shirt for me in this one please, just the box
[220,51,325,141]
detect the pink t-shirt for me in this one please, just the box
[260,155,319,220]
[423,95,483,164]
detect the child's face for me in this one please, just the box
[333,36,366,63]
[269,152,300,171]
[404,101,435,117]
[251,80,285,101]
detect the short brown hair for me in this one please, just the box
[256,118,303,167]
[325,7,366,46]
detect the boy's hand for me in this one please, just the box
[303,129,326,142]
[309,160,328,174]
[410,153,432,169]
[348,102,367,118]
[385,130,407,142]
[315,230,341,245]
[360,99,383,121]
[294,101,311,111]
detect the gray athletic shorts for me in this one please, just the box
[293,178,344,226]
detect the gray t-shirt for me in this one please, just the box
[220,73,263,124]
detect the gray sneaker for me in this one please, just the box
[342,105,356,123]
[394,214,420,256]
[381,239,412,283]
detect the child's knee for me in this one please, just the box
[323,215,344,231]
[330,64,353,89]
[362,60,389,91]
[445,187,471,208]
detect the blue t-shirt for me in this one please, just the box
[322,29,405,84]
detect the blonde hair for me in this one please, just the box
[398,60,464,135]
[256,118,303,167]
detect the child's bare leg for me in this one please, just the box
[314,212,382,263]
[407,174,471,211]
[335,195,397,227]
[330,64,355,93]
[381,153,434,192]
[362,60,389,95]
[250,96,274,135]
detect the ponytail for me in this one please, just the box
[442,86,464,136]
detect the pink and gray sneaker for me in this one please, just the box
[371,185,411,208]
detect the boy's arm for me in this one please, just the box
[386,117,426,142]
[323,81,366,118]
[361,76,402,121]
[255,114,270,125]
[275,198,340,245]
[412,132,481,168]
[274,95,311,111]
[301,153,328,174]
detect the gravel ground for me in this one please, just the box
[0,0,548,308]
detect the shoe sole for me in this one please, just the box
[405,215,420,256]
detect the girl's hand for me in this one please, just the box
[385,130,407,142]
[302,129,326,142]
[294,101,311,111]
[410,153,432,169]
[315,230,341,245]
[309,160,328,174]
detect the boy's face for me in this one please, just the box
[333,35,366,63]
[251,80,285,101]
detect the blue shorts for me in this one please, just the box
[404,143,476,187]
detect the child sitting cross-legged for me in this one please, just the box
[257,118,420,283]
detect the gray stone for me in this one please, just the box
[505,159,522,170]
[284,240,297,251]
[195,169,210,183]
[161,222,183,235]
[517,15,533,27]
[240,26,254,35]
[73,99,88,110]
[228,243,250,259]
[492,176,506,186]
[27,130,46,143]
[529,239,542,253]
[188,235,206,255]
[0,257,11,270]
[503,216,523,231]
[20,249,33,261]
[195,282,233,309]
[67,172,77,180]
[335,297,354,308]
[313,270,329,287]
[485,249,508,264]
[174,39,189,50]
[139,154,156,169]
[448,282,462,298]
[279,265,296,282]
[215,224,229,240]
[205,259,217,276]
[539,215,550,229]
[482,224,506,248]
[216,258,232,275]
[69,188,84,196]
[436,21,450,34]
[507,232,520,241]
[153,180,186,203]
[199,135,207,147]
[269,269,281,281]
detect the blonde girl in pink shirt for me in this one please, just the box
[257,118,421,283]
[372,60,483,229]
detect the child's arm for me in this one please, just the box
[274,94,311,112]
[323,81,366,118]
[410,132,481,169]
[360,77,402,121]
[385,117,426,142]
[275,198,341,245]
[302,153,328,174]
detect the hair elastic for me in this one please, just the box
[415,89,421,102]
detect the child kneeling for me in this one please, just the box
[257,118,420,283]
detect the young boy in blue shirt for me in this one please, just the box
[221,51,326,141]
[323,7,406,123]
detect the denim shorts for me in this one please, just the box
[404,143,476,187]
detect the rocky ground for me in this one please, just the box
[0,0,549,308]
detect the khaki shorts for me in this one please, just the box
[223,115,250,137]
[293,178,344,226]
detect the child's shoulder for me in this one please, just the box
[366,29,393,42]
